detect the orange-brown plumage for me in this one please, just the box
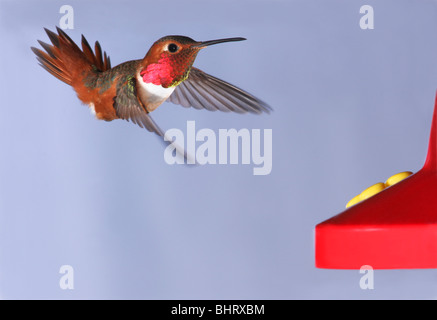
[32,27,119,121]
[31,28,271,139]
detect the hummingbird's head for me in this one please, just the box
[140,35,246,88]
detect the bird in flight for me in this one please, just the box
[31,27,271,141]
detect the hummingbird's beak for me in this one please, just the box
[193,37,246,49]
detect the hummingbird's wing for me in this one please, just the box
[113,74,191,161]
[113,75,164,136]
[114,75,191,160]
[167,67,271,114]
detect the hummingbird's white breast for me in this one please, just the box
[136,73,175,112]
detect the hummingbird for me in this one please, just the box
[31,27,271,141]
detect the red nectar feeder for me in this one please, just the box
[315,92,437,269]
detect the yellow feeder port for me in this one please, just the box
[346,171,413,208]
[346,195,362,208]
[385,171,413,187]
[361,182,386,201]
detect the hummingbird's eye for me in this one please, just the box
[167,43,179,53]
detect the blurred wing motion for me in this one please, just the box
[114,74,165,137]
[168,67,272,114]
[114,74,189,160]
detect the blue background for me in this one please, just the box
[1,0,437,299]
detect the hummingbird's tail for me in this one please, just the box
[31,27,111,86]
